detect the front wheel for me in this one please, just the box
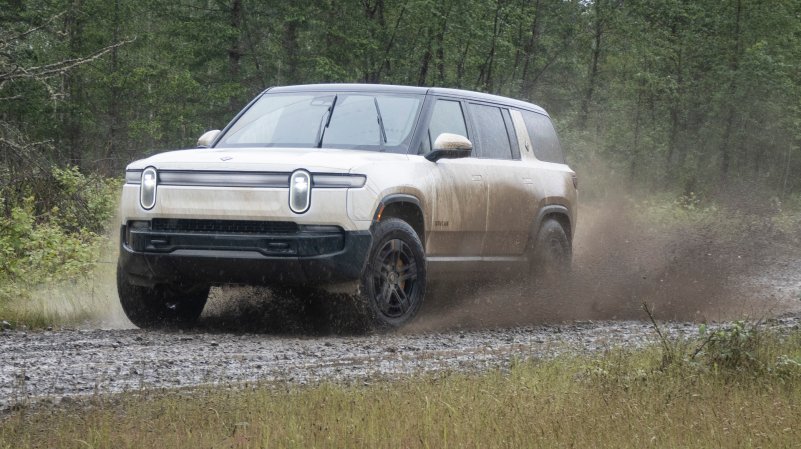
[117,264,209,329]
[360,218,427,331]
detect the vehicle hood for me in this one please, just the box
[126,147,408,173]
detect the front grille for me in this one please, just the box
[150,219,299,234]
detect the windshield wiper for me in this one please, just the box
[315,95,338,148]
[373,97,388,150]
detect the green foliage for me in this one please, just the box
[696,321,763,373]
[3,0,801,194]
[0,167,117,305]
[48,166,120,234]
[642,301,801,382]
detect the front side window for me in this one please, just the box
[421,99,469,154]
[217,92,423,153]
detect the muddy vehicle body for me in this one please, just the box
[117,84,577,330]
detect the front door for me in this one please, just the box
[422,98,488,257]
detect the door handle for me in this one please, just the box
[471,175,482,182]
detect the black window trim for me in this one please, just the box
[416,95,473,156]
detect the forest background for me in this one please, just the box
[1,0,800,305]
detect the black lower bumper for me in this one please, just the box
[118,224,372,287]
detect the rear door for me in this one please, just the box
[467,103,538,256]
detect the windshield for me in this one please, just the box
[217,92,424,153]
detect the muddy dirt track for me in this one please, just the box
[2,205,800,411]
[2,311,800,411]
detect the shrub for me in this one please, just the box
[0,166,118,290]
[696,321,764,373]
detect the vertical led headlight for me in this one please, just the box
[289,170,311,213]
[140,167,158,210]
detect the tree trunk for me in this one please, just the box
[281,19,300,84]
[579,0,603,130]
[228,0,243,114]
[417,27,433,86]
[363,0,386,82]
[666,40,683,177]
[106,0,121,174]
[64,0,84,167]
[375,1,409,82]
[520,0,542,96]
[719,0,742,182]
[476,0,503,92]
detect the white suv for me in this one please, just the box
[117,84,577,330]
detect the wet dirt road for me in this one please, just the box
[2,314,798,411]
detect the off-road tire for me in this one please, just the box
[529,218,572,282]
[117,264,209,329]
[360,218,427,331]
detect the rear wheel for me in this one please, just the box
[529,218,571,282]
[117,264,209,329]
[360,218,427,331]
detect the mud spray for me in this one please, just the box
[409,193,801,332]
[195,188,801,335]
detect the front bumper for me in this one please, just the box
[118,221,372,287]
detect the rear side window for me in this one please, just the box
[521,111,564,163]
[422,99,469,154]
[469,103,514,160]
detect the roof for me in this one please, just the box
[265,83,548,115]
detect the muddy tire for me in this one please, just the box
[117,264,209,329]
[360,218,427,331]
[529,218,572,282]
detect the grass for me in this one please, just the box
[3,329,801,449]
[0,247,125,329]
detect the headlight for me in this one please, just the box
[312,174,367,188]
[289,170,311,214]
[140,167,158,210]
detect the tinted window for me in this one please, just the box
[422,99,468,154]
[521,110,564,163]
[469,104,513,160]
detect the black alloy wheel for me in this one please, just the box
[371,238,420,318]
[529,218,572,282]
[361,218,426,330]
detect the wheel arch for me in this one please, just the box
[533,205,573,243]
[372,194,426,248]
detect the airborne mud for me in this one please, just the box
[193,194,801,335]
[410,198,800,332]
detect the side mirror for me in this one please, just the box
[425,133,473,162]
[197,129,221,148]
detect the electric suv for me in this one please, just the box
[117,84,577,330]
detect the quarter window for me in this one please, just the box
[521,110,565,163]
[469,104,513,160]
